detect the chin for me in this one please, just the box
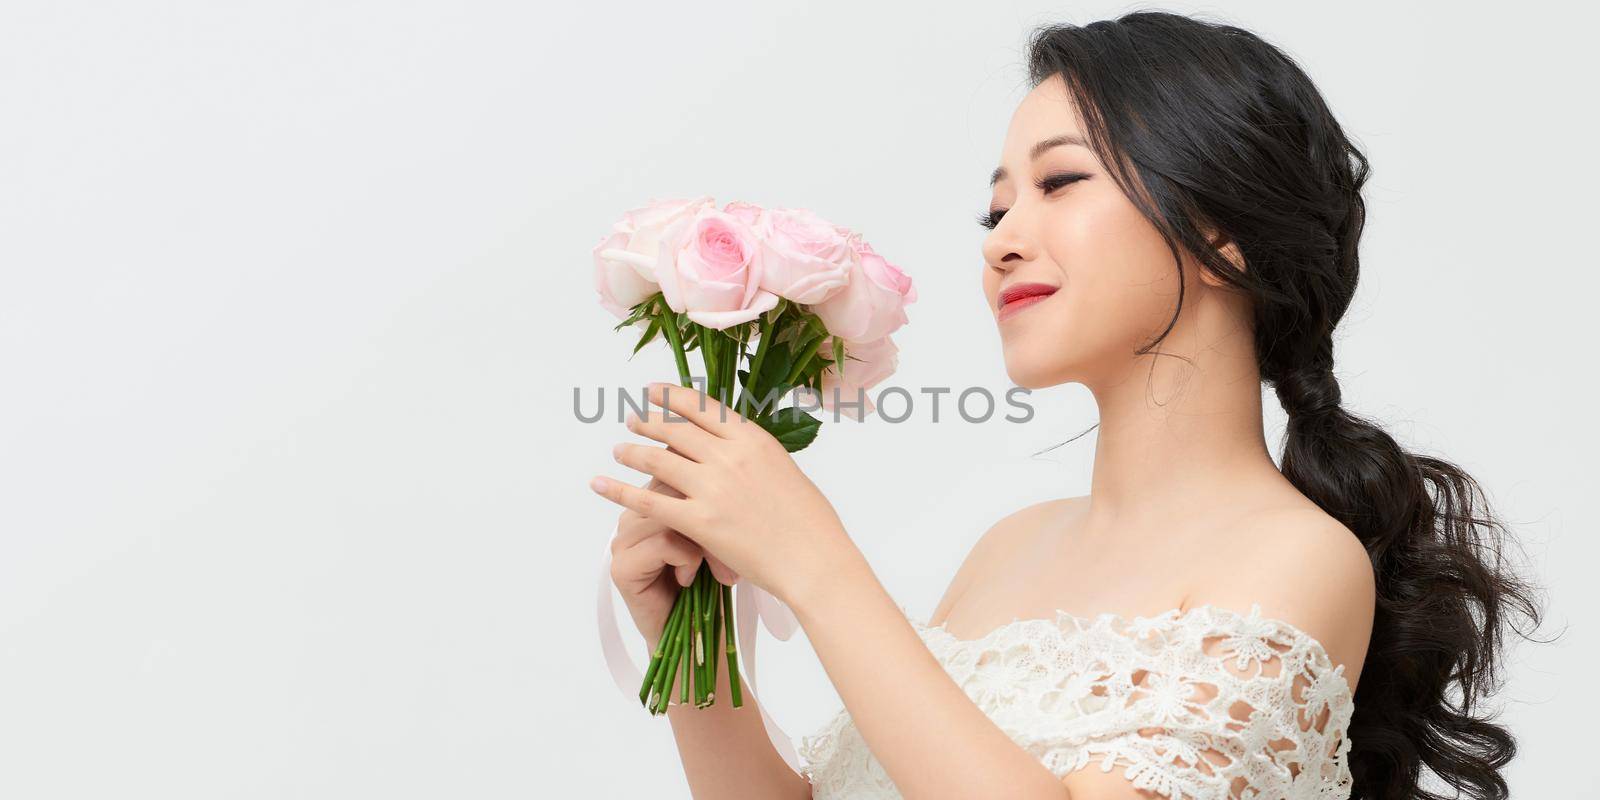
[1002,356,1064,390]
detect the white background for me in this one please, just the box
[2,1,1593,797]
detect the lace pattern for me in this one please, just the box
[798,603,1355,800]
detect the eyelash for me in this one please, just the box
[976,172,1089,230]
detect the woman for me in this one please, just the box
[593,11,1543,800]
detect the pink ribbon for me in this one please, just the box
[596,527,805,776]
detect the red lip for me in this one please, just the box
[997,282,1058,320]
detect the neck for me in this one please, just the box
[1079,299,1284,537]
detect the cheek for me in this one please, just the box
[981,264,999,307]
[1043,200,1181,358]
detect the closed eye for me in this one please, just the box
[976,172,1090,230]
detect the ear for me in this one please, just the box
[1197,228,1246,288]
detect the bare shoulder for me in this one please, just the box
[928,496,1085,627]
[1187,505,1376,689]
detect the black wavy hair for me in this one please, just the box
[1020,10,1551,800]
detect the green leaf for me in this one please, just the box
[773,317,804,347]
[753,341,794,392]
[630,316,662,357]
[832,337,846,381]
[807,314,829,338]
[610,295,657,332]
[754,407,822,452]
[742,383,791,417]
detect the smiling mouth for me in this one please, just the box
[997,283,1059,321]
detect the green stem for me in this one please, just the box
[690,571,700,659]
[636,309,758,716]
[739,310,777,416]
[696,568,713,707]
[639,588,686,706]
[688,585,699,706]
[650,603,679,706]
[724,326,740,409]
[786,337,822,387]
[699,323,720,402]
[707,578,722,702]
[678,599,691,705]
[723,582,743,707]
[657,303,693,388]
[650,598,688,713]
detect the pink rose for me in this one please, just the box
[656,207,779,330]
[795,335,899,421]
[593,196,715,321]
[810,238,916,342]
[722,199,765,228]
[752,207,854,305]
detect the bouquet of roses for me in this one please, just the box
[593,196,914,715]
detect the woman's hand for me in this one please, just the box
[608,475,740,646]
[591,381,856,607]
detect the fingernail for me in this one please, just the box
[590,476,609,493]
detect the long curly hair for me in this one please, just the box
[1021,10,1550,799]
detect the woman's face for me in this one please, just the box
[980,75,1207,390]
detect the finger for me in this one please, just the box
[590,475,692,530]
[705,553,739,585]
[612,442,703,496]
[674,560,699,588]
[614,529,701,591]
[612,480,686,550]
[646,381,747,440]
[614,511,662,550]
[646,476,685,499]
[624,409,721,464]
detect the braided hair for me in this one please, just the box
[1022,11,1550,799]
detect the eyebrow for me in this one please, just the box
[989,133,1089,187]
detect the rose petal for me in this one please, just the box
[686,290,779,330]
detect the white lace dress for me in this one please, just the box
[797,602,1356,800]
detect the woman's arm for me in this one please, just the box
[646,622,814,799]
[595,384,1071,797]
[787,550,1072,800]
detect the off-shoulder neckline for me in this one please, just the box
[912,601,1282,644]
[907,601,1354,701]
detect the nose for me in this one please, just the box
[989,251,1023,274]
[981,199,1036,270]
[983,228,1032,274]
